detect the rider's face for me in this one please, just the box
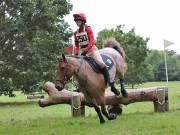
[75,20,82,27]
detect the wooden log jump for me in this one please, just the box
[39,81,169,117]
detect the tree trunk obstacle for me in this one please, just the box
[38,81,169,117]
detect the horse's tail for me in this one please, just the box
[103,37,125,59]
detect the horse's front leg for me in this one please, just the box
[120,78,128,97]
[92,99,105,124]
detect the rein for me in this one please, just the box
[68,57,88,90]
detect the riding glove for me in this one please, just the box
[81,51,87,56]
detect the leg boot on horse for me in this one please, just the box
[120,78,128,97]
[92,99,105,124]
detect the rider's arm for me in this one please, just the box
[84,26,95,52]
[74,32,79,55]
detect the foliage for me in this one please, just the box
[146,50,180,81]
[0,0,73,95]
[29,80,45,93]
[96,25,149,88]
[0,77,15,97]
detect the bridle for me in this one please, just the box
[58,63,71,84]
[57,56,84,85]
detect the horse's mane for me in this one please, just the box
[103,37,125,59]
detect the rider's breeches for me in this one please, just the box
[86,45,106,69]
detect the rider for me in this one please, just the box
[73,13,114,89]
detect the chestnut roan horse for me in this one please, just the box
[55,38,128,123]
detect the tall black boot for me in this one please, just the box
[101,67,120,95]
[101,67,110,85]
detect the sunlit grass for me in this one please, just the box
[0,81,180,135]
[0,91,27,102]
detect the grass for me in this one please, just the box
[0,81,180,135]
[0,91,27,102]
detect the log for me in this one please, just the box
[39,81,169,113]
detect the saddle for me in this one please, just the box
[83,54,114,73]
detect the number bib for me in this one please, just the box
[76,27,89,46]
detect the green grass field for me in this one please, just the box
[0,81,180,135]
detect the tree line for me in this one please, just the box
[0,0,180,96]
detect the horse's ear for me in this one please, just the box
[62,54,67,62]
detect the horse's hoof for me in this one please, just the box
[107,105,123,115]
[115,91,120,96]
[109,113,117,120]
[111,88,120,96]
[121,90,128,97]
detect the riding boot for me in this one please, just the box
[101,66,110,85]
[102,67,120,96]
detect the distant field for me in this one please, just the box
[0,81,180,135]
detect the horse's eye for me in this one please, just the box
[61,67,65,71]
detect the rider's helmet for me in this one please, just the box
[73,13,87,23]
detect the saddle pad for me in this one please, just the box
[84,54,114,73]
[100,54,114,70]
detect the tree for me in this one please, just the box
[0,0,72,96]
[146,50,164,81]
[166,51,180,81]
[146,50,180,81]
[96,25,149,88]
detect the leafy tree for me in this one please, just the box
[0,0,72,96]
[146,50,164,81]
[165,51,180,81]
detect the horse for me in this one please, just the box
[55,37,128,123]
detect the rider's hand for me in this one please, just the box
[81,51,87,56]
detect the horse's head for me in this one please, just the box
[55,54,74,91]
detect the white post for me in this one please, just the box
[163,39,174,83]
[164,48,168,83]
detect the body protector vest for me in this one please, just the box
[76,26,90,46]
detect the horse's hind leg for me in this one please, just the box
[120,78,128,97]
[101,104,117,120]
[92,99,105,124]
[102,67,120,96]
[110,82,120,96]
